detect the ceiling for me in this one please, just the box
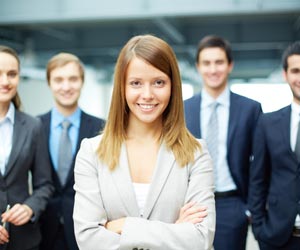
[0,0,299,87]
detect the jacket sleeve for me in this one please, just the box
[24,119,54,220]
[73,138,121,250]
[248,115,270,239]
[119,140,215,250]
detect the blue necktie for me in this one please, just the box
[57,120,72,186]
[206,102,219,181]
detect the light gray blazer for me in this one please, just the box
[73,135,215,250]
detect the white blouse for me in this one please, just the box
[132,182,150,217]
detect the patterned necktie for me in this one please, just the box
[206,102,219,169]
[295,114,300,162]
[57,120,72,186]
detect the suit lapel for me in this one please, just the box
[5,111,28,176]
[227,92,239,149]
[279,106,295,160]
[197,95,202,138]
[110,143,140,217]
[143,143,175,219]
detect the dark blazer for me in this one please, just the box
[0,110,53,250]
[248,105,300,247]
[184,92,262,201]
[38,110,105,250]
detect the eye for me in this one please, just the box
[153,79,165,87]
[53,77,63,84]
[7,71,18,78]
[129,81,142,87]
[216,60,225,65]
[69,76,80,82]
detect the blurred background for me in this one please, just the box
[1,1,300,249]
[1,0,300,120]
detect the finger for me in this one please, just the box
[9,206,30,226]
[2,204,21,222]
[181,205,205,219]
[6,208,24,223]
[179,201,196,215]
[182,209,208,223]
[0,227,9,243]
[183,212,207,223]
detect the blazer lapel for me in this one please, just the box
[110,143,140,217]
[5,111,28,176]
[279,106,296,160]
[143,143,175,219]
[227,92,239,149]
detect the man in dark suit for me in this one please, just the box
[184,35,262,250]
[248,41,300,250]
[38,52,105,250]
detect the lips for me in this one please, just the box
[138,103,158,111]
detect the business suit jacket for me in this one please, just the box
[248,105,300,247]
[39,110,105,250]
[73,135,215,250]
[0,110,53,250]
[184,92,262,202]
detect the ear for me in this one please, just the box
[195,62,201,74]
[228,61,234,73]
[282,70,288,82]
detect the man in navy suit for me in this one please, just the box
[249,41,300,250]
[38,53,105,250]
[184,35,262,250]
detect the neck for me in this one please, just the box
[0,103,10,119]
[55,104,78,117]
[204,84,227,100]
[126,121,162,144]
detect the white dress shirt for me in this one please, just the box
[201,87,237,192]
[0,102,15,175]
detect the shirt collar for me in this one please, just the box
[201,86,230,108]
[2,102,15,125]
[291,101,300,117]
[51,107,81,129]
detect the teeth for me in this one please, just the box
[139,104,155,109]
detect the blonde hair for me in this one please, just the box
[97,34,201,170]
[46,52,84,84]
[0,45,22,110]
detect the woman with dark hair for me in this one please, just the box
[0,45,53,250]
[73,35,215,250]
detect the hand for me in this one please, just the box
[176,201,207,224]
[1,204,33,226]
[105,218,126,234]
[0,225,9,244]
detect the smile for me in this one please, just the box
[138,104,157,110]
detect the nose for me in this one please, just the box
[208,64,217,73]
[142,84,154,100]
[61,80,71,90]
[0,74,10,85]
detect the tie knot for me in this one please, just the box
[211,101,219,111]
[61,120,71,130]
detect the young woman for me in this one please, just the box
[73,35,215,250]
[0,45,53,250]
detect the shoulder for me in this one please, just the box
[37,110,51,124]
[230,91,260,107]
[260,105,290,122]
[80,134,103,152]
[81,111,105,126]
[184,93,201,106]
[16,111,41,127]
